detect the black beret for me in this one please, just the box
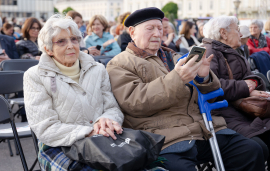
[124,7,164,27]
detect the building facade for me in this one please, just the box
[54,0,123,21]
[123,0,270,20]
[0,0,54,20]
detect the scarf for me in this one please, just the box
[127,42,170,71]
[250,33,268,48]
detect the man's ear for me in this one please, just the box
[129,26,135,41]
[219,28,227,40]
[44,46,53,56]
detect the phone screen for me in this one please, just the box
[96,45,101,50]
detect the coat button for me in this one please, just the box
[90,120,93,124]
[82,92,86,96]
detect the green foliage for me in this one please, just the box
[62,7,74,14]
[54,7,59,13]
[162,2,178,19]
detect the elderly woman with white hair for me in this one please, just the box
[247,19,270,55]
[23,14,124,170]
[203,15,270,166]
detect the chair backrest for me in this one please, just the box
[1,59,39,71]
[254,72,270,91]
[0,96,11,123]
[0,71,24,94]
[94,56,114,67]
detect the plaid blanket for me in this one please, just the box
[38,141,168,171]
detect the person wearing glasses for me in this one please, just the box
[23,14,124,170]
[203,16,270,166]
[16,17,42,60]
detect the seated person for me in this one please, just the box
[117,12,132,52]
[66,10,88,53]
[247,20,270,55]
[197,22,205,43]
[203,15,270,167]
[0,18,19,61]
[24,14,124,170]
[84,15,121,56]
[236,25,251,60]
[106,7,265,171]
[161,17,181,52]
[180,21,200,50]
[16,17,42,60]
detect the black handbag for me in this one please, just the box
[62,128,165,171]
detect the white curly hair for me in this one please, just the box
[203,15,238,40]
[38,14,82,55]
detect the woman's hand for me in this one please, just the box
[35,56,41,60]
[86,130,97,137]
[197,50,214,77]
[0,50,10,62]
[250,90,270,98]
[88,46,101,56]
[245,80,257,93]
[103,39,115,49]
[175,37,182,47]
[93,118,123,140]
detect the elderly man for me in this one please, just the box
[0,17,19,62]
[106,7,265,171]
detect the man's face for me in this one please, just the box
[130,19,163,54]
[162,20,169,36]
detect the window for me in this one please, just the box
[189,2,192,10]
[210,0,213,10]
[111,2,113,6]
[199,1,202,10]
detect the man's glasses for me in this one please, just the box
[30,27,40,31]
[53,36,82,47]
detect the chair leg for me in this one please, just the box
[29,157,38,171]
[7,139,13,156]
[14,139,20,155]
[10,120,28,171]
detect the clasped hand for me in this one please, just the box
[174,50,214,84]
[87,118,123,140]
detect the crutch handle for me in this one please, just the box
[201,88,224,101]
[205,100,228,121]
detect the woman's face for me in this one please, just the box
[189,25,197,36]
[4,27,13,36]
[74,16,83,29]
[249,24,261,37]
[46,29,80,67]
[29,23,40,39]
[222,23,242,49]
[92,19,104,35]
[199,26,204,37]
[162,20,169,36]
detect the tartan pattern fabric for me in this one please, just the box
[127,42,171,72]
[38,141,168,171]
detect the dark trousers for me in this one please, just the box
[252,131,270,170]
[160,133,265,171]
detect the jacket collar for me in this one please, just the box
[38,51,97,76]
[91,32,108,41]
[202,38,242,57]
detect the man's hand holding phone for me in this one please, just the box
[175,47,214,83]
[88,46,101,56]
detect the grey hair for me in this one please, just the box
[250,19,264,30]
[0,17,2,28]
[203,15,238,40]
[168,22,177,34]
[38,14,82,54]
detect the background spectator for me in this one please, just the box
[180,21,200,50]
[236,25,251,60]
[161,17,181,52]
[84,15,121,56]
[265,18,270,38]
[16,17,42,60]
[1,23,14,37]
[0,17,19,61]
[2,17,7,24]
[117,12,131,52]
[197,22,205,43]
[247,20,270,55]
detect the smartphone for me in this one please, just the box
[185,46,206,64]
[96,45,102,50]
